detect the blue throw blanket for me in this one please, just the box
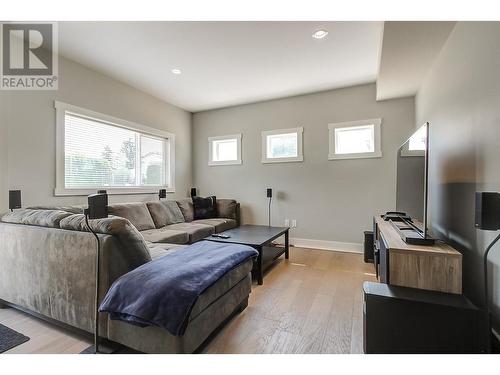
[99,240,258,336]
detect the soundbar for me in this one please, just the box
[390,218,435,246]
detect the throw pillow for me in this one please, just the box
[192,196,217,220]
[146,201,185,228]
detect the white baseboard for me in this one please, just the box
[275,237,363,254]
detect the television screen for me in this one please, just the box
[396,123,429,230]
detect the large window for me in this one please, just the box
[261,127,303,163]
[208,134,242,166]
[328,119,382,160]
[55,101,175,196]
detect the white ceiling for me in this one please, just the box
[59,22,383,112]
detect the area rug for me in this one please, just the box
[0,323,30,353]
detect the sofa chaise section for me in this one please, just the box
[107,266,251,353]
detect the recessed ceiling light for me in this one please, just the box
[312,30,328,39]
[171,68,182,75]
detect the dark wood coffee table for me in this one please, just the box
[205,225,289,285]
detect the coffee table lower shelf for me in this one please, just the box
[253,245,288,284]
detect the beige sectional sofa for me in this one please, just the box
[108,198,239,246]
[0,198,249,353]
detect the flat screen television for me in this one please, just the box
[396,122,430,239]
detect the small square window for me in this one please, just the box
[262,127,303,163]
[328,119,382,160]
[267,132,298,158]
[208,134,242,166]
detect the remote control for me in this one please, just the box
[211,234,230,239]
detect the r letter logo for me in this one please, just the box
[1,22,58,90]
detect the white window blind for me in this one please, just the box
[64,113,167,189]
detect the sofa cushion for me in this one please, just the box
[146,242,186,260]
[164,222,215,243]
[146,201,185,229]
[192,196,217,220]
[108,203,155,231]
[216,199,238,220]
[192,218,237,233]
[176,199,194,222]
[1,209,73,228]
[141,228,189,244]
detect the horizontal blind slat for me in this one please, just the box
[64,113,166,188]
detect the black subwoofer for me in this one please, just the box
[363,281,489,353]
[363,231,374,263]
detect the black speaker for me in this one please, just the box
[87,193,108,220]
[475,192,500,230]
[190,188,197,198]
[364,231,374,263]
[158,189,167,199]
[97,189,107,194]
[9,190,22,210]
[266,188,272,198]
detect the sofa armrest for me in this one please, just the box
[0,213,152,338]
[0,222,149,336]
[235,202,241,226]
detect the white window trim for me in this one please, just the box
[208,134,242,166]
[54,101,175,196]
[261,127,304,164]
[328,118,382,160]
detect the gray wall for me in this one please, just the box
[1,56,192,212]
[416,22,500,331]
[193,84,415,245]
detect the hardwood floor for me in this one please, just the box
[0,307,91,354]
[0,247,376,354]
[202,247,376,354]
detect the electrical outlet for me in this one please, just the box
[284,219,290,227]
[291,219,297,228]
